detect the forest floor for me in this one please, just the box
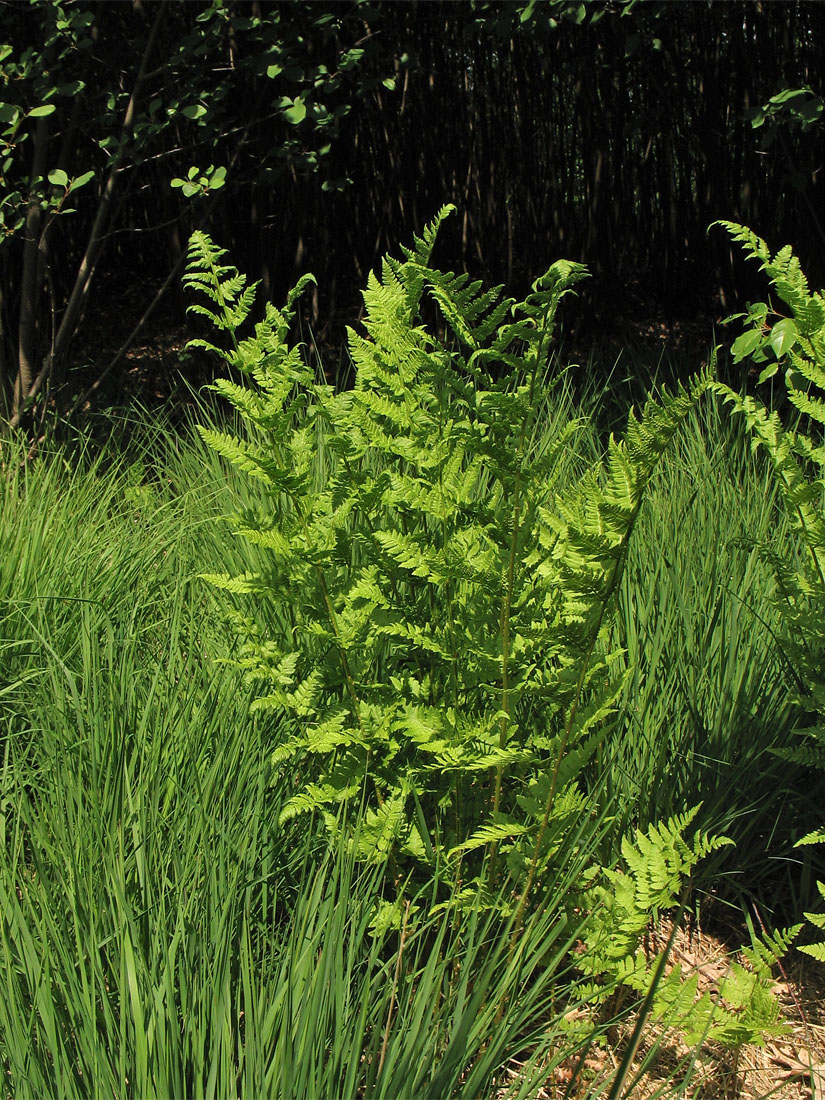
[497,914,825,1100]
[613,921,824,1100]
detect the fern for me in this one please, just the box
[715,221,825,961]
[187,209,712,921]
[562,810,794,1052]
[578,809,727,981]
[183,231,259,357]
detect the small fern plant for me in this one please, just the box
[185,208,711,913]
[565,806,793,1051]
[714,220,825,961]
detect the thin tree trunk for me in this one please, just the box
[10,0,168,430]
[13,112,50,421]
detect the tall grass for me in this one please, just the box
[0,382,819,1097]
[601,397,819,909]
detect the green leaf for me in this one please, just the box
[284,99,306,125]
[744,107,766,129]
[181,104,207,120]
[27,104,56,118]
[68,170,94,193]
[769,87,810,107]
[768,317,798,358]
[47,168,68,188]
[339,48,364,71]
[731,328,764,362]
[57,81,84,97]
[798,98,823,126]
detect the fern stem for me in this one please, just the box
[513,629,599,940]
[492,301,555,837]
[493,478,520,815]
[314,564,363,727]
[788,475,825,593]
[206,252,242,357]
[511,501,640,943]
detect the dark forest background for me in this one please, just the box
[1,0,824,429]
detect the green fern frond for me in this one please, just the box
[305,710,359,754]
[614,806,731,918]
[785,373,825,429]
[195,427,273,482]
[712,220,771,265]
[286,669,326,717]
[797,877,825,960]
[352,786,410,862]
[398,203,456,266]
[741,924,801,977]
[184,230,259,339]
[798,939,825,962]
[424,268,511,351]
[447,820,531,860]
[197,571,262,594]
[278,780,361,825]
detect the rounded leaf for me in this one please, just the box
[284,100,306,125]
[48,168,68,188]
[28,104,56,118]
